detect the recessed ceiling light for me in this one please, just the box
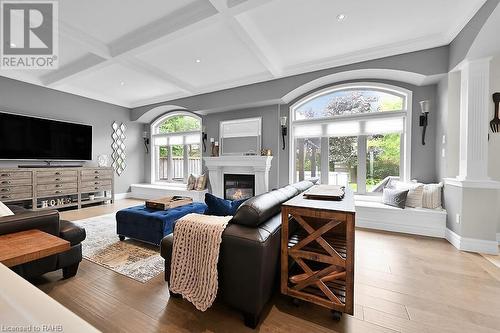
[120,81,125,86]
[10,42,16,47]
[195,59,201,63]
[337,14,346,22]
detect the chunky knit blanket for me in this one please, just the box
[169,213,232,311]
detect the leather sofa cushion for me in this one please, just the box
[290,180,314,192]
[232,185,298,227]
[59,220,86,246]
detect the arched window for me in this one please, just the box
[151,112,202,183]
[290,83,411,194]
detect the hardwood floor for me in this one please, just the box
[34,199,500,333]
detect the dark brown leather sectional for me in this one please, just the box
[161,180,314,328]
[0,205,86,279]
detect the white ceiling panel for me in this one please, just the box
[58,63,182,106]
[0,0,488,107]
[237,0,486,70]
[59,0,198,44]
[135,22,271,88]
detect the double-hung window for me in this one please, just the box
[290,83,412,194]
[151,113,202,183]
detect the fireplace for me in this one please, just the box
[224,174,255,200]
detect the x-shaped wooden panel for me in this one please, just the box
[288,214,346,304]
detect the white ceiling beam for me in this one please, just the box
[115,57,198,94]
[226,0,274,15]
[227,17,282,77]
[41,54,107,86]
[59,22,112,59]
[109,0,219,57]
[208,0,282,77]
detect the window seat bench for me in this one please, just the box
[354,196,447,238]
[130,183,207,202]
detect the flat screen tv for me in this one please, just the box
[0,112,92,161]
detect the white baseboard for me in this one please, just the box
[356,218,445,238]
[445,228,499,254]
[114,192,132,200]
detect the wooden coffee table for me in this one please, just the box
[0,229,70,267]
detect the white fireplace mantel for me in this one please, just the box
[204,156,273,198]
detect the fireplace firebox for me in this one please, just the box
[224,174,255,200]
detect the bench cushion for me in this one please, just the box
[116,203,207,245]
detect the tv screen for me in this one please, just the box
[0,112,92,161]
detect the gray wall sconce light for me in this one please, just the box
[142,131,150,154]
[202,125,208,152]
[419,100,430,145]
[280,116,288,150]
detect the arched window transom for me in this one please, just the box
[290,83,412,195]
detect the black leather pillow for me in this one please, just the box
[382,188,409,209]
[232,185,298,227]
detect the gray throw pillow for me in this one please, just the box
[382,188,409,209]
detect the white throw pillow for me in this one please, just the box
[0,201,14,217]
[391,181,424,208]
[422,183,443,209]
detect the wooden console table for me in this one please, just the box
[0,230,70,267]
[280,188,355,319]
[0,167,114,211]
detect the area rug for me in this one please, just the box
[74,213,164,283]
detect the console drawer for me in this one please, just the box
[0,185,32,194]
[37,188,78,198]
[81,174,112,182]
[81,185,112,193]
[37,170,77,178]
[0,178,32,186]
[0,192,33,201]
[37,183,77,192]
[0,171,32,180]
[81,179,112,188]
[81,169,113,177]
[37,176,77,185]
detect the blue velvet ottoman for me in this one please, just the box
[116,202,207,245]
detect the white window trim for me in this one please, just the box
[150,111,202,184]
[288,82,412,192]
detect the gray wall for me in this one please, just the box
[148,80,440,188]
[0,76,144,194]
[132,46,449,119]
[202,105,281,190]
[449,0,500,70]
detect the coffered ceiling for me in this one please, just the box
[0,0,486,108]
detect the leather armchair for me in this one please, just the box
[0,205,86,279]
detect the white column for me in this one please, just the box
[458,58,491,181]
[253,165,271,195]
[206,166,223,197]
[320,137,329,185]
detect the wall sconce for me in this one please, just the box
[202,125,208,152]
[142,131,150,154]
[419,100,430,145]
[280,116,288,150]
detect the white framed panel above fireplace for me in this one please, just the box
[204,155,272,198]
[219,117,262,155]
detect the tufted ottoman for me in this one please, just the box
[116,202,207,245]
